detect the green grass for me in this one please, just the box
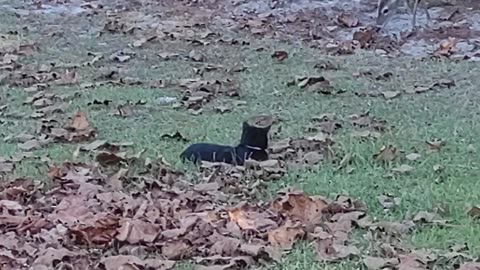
[1,7,480,269]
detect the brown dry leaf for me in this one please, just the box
[363,256,399,269]
[377,194,401,211]
[116,102,136,117]
[314,60,339,70]
[337,13,359,28]
[133,37,148,47]
[292,76,324,88]
[226,63,248,74]
[316,239,360,262]
[396,253,428,269]
[373,145,398,163]
[80,140,133,152]
[96,151,126,167]
[382,91,401,99]
[406,85,431,94]
[100,255,146,270]
[349,112,387,132]
[391,164,414,174]
[109,49,135,63]
[375,72,394,81]
[114,54,131,62]
[371,220,415,235]
[434,37,457,57]
[467,206,480,219]
[351,130,381,139]
[270,190,328,225]
[432,78,456,89]
[426,139,445,152]
[32,247,85,268]
[458,262,480,270]
[158,52,180,60]
[308,114,342,135]
[57,69,79,85]
[352,27,376,47]
[0,161,14,173]
[116,218,160,244]
[18,138,42,151]
[227,205,258,231]
[239,244,281,262]
[406,153,421,161]
[162,240,193,260]
[289,76,338,95]
[69,111,91,130]
[301,151,324,165]
[412,211,449,226]
[189,50,205,62]
[271,50,288,61]
[108,168,128,191]
[213,105,232,114]
[267,221,304,250]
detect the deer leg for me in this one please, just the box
[411,0,419,30]
[425,5,431,26]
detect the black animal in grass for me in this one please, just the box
[180,117,272,166]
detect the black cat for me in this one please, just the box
[180,121,271,166]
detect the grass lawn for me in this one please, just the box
[1,3,479,269]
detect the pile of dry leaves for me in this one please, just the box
[1,148,479,269]
[0,152,360,269]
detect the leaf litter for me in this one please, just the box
[0,153,369,269]
[2,127,474,269]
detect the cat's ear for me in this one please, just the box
[242,121,248,129]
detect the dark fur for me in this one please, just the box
[180,120,271,166]
[180,143,268,166]
[239,122,270,149]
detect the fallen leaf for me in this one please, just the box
[363,256,399,270]
[0,161,14,172]
[434,37,457,57]
[270,190,328,225]
[412,211,448,226]
[133,37,147,47]
[371,221,415,235]
[69,111,91,130]
[316,239,360,262]
[467,206,480,219]
[189,50,205,62]
[267,221,304,250]
[349,112,388,132]
[433,78,456,89]
[458,262,480,270]
[213,105,232,114]
[382,91,401,99]
[433,164,444,173]
[426,139,445,152]
[18,139,41,151]
[373,145,397,163]
[377,194,401,211]
[271,51,288,61]
[391,164,414,174]
[158,52,180,60]
[337,13,359,28]
[351,130,381,139]
[406,153,421,161]
[228,204,273,231]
